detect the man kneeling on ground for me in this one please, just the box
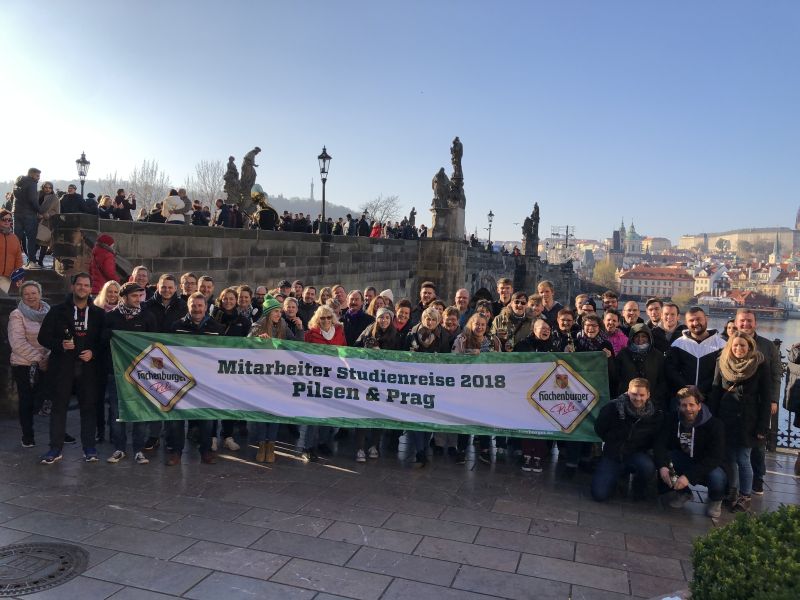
[654,386,727,518]
[591,377,664,502]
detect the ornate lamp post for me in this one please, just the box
[317,146,331,234]
[487,210,495,247]
[75,151,90,198]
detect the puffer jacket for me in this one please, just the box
[89,235,117,294]
[8,304,50,368]
[12,175,41,218]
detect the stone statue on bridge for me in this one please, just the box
[408,207,417,227]
[522,202,540,258]
[223,147,262,211]
[430,136,467,240]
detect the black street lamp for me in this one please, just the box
[317,146,331,234]
[75,151,90,198]
[487,210,495,246]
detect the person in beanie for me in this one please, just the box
[103,282,158,465]
[89,234,117,294]
[37,272,105,464]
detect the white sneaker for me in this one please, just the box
[211,438,218,452]
[106,450,125,463]
[223,437,240,451]
[356,449,367,463]
[134,451,149,465]
[367,446,379,459]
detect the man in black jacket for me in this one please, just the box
[664,307,725,400]
[37,272,105,463]
[103,282,158,465]
[342,290,374,346]
[12,168,44,267]
[297,286,318,328]
[409,281,437,327]
[143,274,187,332]
[591,378,664,502]
[165,293,224,466]
[655,386,727,518]
[60,184,86,214]
[112,189,136,220]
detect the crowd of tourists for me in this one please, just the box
[7,253,792,518]
[4,169,427,275]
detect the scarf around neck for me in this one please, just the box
[615,394,655,420]
[719,351,763,384]
[17,300,50,323]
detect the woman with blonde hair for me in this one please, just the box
[708,331,771,513]
[8,280,50,446]
[97,195,114,219]
[93,280,121,312]
[297,305,346,461]
[318,287,333,305]
[365,295,386,317]
[453,312,501,354]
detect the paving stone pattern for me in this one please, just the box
[0,414,797,599]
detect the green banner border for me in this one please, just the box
[111,331,611,442]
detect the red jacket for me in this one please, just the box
[89,235,117,293]
[369,224,382,238]
[304,325,346,346]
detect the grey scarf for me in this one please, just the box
[17,300,50,323]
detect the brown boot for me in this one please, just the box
[165,452,181,466]
[265,441,276,463]
[256,442,267,463]
[201,452,216,465]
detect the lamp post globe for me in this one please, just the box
[75,151,90,198]
[317,146,331,234]
[487,210,495,246]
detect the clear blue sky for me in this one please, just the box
[2,1,798,243]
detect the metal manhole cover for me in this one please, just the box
[0,542,88,597]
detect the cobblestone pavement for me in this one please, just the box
[0,414,797,600]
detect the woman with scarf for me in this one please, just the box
[93,280,121,312]
[97,195,114,219]
[91,279,121,441]
[236,284,262,323]
[247,297,295,463]
[615,323,667,409]
[210,287,251,452]
[708,331,771,512]
[8,281,50,446]
[512,318,555,472]
[591,377,664,502]
[452,313,501,465]
[602,309,628,357]
[352,307,402,462]
[442,307,462,339]
[563,313,617,472]
[399,306,453,467]
[34,182,59,267]
[298,305,346,461]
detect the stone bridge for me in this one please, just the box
[0,214,579,413]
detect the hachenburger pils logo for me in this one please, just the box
[124,343,196,411]
[527,360,598,433]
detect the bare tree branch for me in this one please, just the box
[185,159,225,207]
[359,194,400,225]
[128,159,172,211]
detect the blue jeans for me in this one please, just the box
[670,449,727,501]
[13,214,38,260]
[106,374,147,453]
[251,421,279,441]
[591,452,655,502]
[728,446,754,496]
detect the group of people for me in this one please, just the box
[6,255,790,518]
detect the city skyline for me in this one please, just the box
[2,1,798,242]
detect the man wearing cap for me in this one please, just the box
[60,184,86,214]
[103,282,158,465]
[278,280,292,298]
[0,209,24,294]
[83,193,98,215]
[37,272,106,464]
